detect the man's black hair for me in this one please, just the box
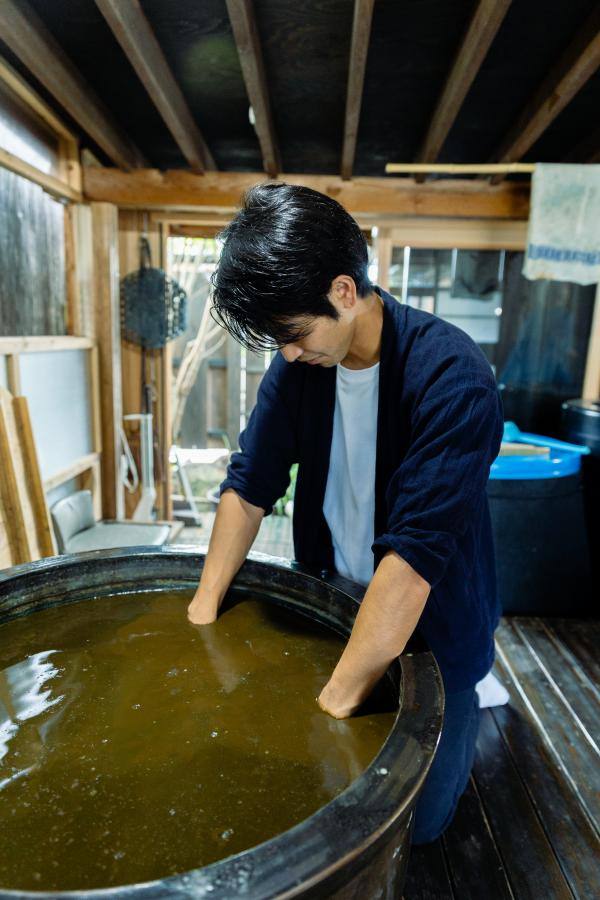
[210,182,373,351]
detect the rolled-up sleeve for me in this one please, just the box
[219,354,298,515]
[373,380,503,587]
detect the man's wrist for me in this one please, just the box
[188,586,222,623]
[317,677,365,719]
[195,581,224,605]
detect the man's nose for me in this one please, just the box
[281,344,303,363]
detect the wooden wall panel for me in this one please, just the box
[0,167,66,336]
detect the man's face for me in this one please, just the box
[279,315,353,367]
[278,280,355,368]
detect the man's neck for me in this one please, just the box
[341,291,383,369]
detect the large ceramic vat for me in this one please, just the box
[0,547,443,899]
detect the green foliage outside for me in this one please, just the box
[273,464,298,516]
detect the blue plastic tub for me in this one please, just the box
[490,421,590,480]
[487,422,592,615]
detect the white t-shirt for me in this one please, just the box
[323,362,379,586]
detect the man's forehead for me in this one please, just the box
[273,315,316,337]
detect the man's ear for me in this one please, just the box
[330,275,357,310]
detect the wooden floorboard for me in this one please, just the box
[495,620,600,827]
[493,657,600,899]
[472,709,573,900]
[546,618,600,689]
[404,838,455,900]
[442,777,513,900]
[511,617,600,747]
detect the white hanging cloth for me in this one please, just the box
[523,163,600,286]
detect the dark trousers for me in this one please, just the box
[412,687,480,845]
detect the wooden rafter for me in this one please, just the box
[490,7,600,181]
[0,54,76,142]
[83,167,531,219]
[94,0,215,173]
[414,0,512,182]
[341,0,375,180]
[0,0,145,170]
[225,0,280,176]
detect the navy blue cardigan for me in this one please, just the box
[220,289,504,692]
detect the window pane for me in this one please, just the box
[0,82,61,177]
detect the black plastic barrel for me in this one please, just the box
[0,547,443,900]
[562,399,600,454]
[488,474,592,615]
[562,399,600,579]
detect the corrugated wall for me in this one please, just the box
[0,167,66,336]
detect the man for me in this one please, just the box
[187,182,503,844]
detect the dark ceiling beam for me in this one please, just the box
[341,0,375,180]
[225,0,280,177]
[564,126,600,164]
[0,0,145,170]
[95,0,215,173]
[489,7,600,182]
[414,0,512,183]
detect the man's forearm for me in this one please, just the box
[187,489,264,623]
[318,551,430,718]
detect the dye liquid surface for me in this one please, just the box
[0,592,396,891]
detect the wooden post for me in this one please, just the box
[65,204,95,339]
[160,341,173,518]
[64,205,79,336]
[376,228,392,292]
[226,334,241,450]
[88,343,103,518]
[66,202,103,518]
[74,205,96,338]
[61,136,82,195]
[91,202,123,519]
[160,224,173,519]
[119,210,144,518]
[89,345,103,455]
[583,283,600,400]
[81,459,103,521]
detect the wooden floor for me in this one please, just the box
[180,518,599,898]
[405,617,600,900]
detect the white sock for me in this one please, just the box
[476,671,510,709]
